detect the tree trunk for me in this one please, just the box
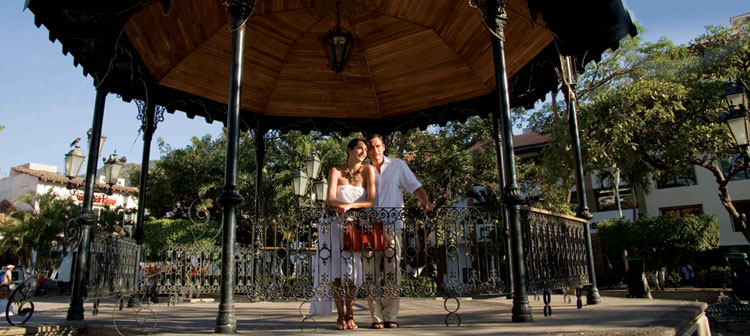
[696,160,749,242]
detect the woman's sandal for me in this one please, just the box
[385,321,399,328]
[345,315,358,330]
[371,322,385,329]
[336,318,347,330]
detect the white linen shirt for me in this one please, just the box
[372,156,422,230]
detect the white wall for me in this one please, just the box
[643,165,750,247]
[0,172,39,211]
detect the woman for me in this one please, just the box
[309,138,376,330]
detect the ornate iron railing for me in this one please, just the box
[520,207,590,293]
[140,206,589,304]
[83,230,139,301]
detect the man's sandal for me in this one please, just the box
[371,322,385,329]
[385,321,399,328]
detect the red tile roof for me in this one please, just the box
[11,166,138,194]
[512,132,550,149]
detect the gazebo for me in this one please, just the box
[24,0,636,332]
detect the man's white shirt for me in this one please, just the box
[371,156,422,230]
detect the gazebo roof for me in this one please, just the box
[25,0,636,134]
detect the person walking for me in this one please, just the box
[365,134,434,329]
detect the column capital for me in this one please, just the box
[470,0,508,40]
[225,0,256,31]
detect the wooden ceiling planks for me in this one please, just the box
[367,29,490,117]
[125,0,557,120]
[125,0,226,81]
[158,8,322,114]
[264,16,379,119]
[252,0,314,15]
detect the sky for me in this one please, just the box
[0,1,748,177]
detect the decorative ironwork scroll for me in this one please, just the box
[139,206,590,322]
[84,230,139,302]
[520,207,590,304]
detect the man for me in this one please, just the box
[365,134,434,329]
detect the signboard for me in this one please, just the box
[69,190,117,206]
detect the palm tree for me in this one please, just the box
[0,191,80,274]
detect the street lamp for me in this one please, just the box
[720,80,750,150]
[292,152,327,203]
[64,142,85,189]
[103,151,126,195]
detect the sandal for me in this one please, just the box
[385,321,399,328]
[371,322,384,329]
[345,314,358,330]
[336,318,347,330]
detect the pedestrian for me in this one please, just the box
[365,134,434,329]
[2,265,14,285]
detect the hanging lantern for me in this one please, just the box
[321,1,354,73]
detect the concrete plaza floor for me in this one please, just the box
[2,294,709,335]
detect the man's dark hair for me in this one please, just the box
[366,133,384,142]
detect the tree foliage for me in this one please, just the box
[0,191,79,272]
[524,22,750,237]
[598,214,720,273]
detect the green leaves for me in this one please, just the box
[598,214,719,271]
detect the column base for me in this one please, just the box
[587,287,602,305]
[511,298,533,322]
[215,307,237,333]
[66,305,84,321]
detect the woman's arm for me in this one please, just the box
[324,166,344,208]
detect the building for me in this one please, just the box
[0,163,138,215]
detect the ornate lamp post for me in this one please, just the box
[64,144,85,189]
[721,80,750,153]
[292,153,328,203]
[103,152,126,195]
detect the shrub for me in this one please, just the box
[696,266,730,288]
[664,271,683,288]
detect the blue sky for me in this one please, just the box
[0,1,748,177]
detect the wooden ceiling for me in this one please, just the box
[125,0,553,120]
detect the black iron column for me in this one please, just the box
[216,0,254,333]
[562,55,601,304]
[131,99,163,302]
[67,88,107,321]
[490,109,514,296]
[474,0,532,322]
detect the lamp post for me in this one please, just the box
[64,144,85,189]
[721,80,750,155]
[292,153,328,204]
[103,152,126,195]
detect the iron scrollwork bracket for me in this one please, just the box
[469,0,508,40]
[135,99,165,134]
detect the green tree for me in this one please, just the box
[598,214,720,288]
[0,191,80,273]
[524,23,750,238]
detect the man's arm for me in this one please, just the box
[413,186,434,213]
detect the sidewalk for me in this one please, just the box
[2,294,709,335]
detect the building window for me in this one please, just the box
[657,165,697,189]
[731,200,750,232]
[720,153,750,181]
[659,204,703,217]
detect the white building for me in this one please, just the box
[0,162,138,214]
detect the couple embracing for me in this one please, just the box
[309,134,434,330]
